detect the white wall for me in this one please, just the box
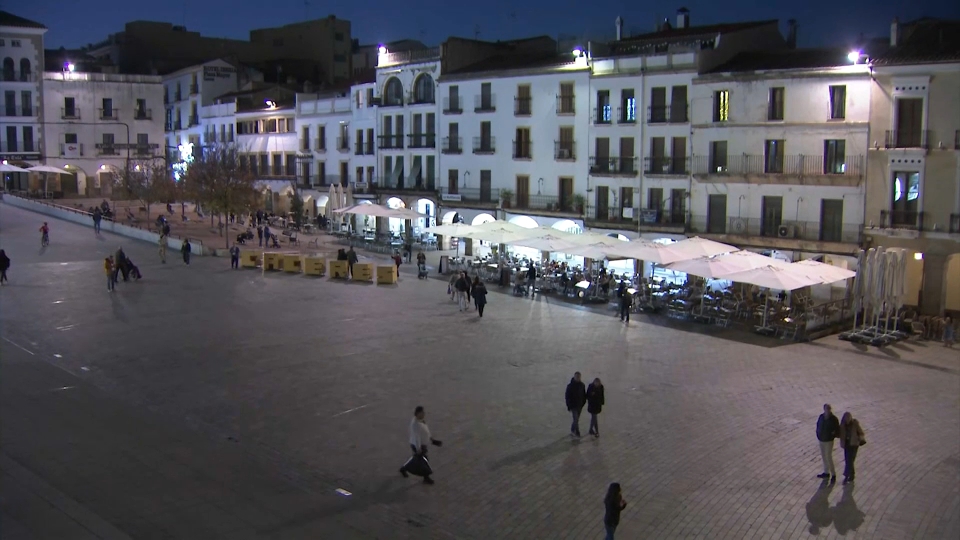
[295,94,352,185]
[376,61,442,186]
[437,68,591,196]
[0,26,44,163]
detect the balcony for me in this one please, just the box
[175,91,182,101]
[189,83,199,95]
[377,175,437,192]
[407,92,435,105]
[134,108,152,120]
[20,107,33,117]
[188,115,199,127]
[2,107,15,117]
[513,140,532,160]
[594,107,613,125]
[950,214,960,234]
[475,95,496,113]
[337,137,350,152]
[2,70,35,82]
[708,217,863,244]
[638,207,689,229]
[96,144,120,156]
[440,187,500,205]
[554,141,575,161]
[443,96,463,114]
[515,97,532,116]
[408,133,436,149]
[644,156,690,176]
[442,136,462,154]
[505,193,573,213]
[647,103,689,124]
[691,154,865,178]
[365,141,374,155]
[618,105,637,124]
[355,143,365,155]
[473,136,495,154]
[314,138,326,152]
[377,47,441,68]
[585,205,643,225]
[556,95,575,115]
[880,210,925,230]
[304,175,348,188]
[378,134,403,149]
[61,108,80,120]
[884,129,930,149]
[589,156,638,176]
[59,143,84,157]
[99,108,118,120]
[164,122,172,131]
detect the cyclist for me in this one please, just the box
[39,222,50,246]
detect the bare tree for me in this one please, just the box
[183,144,260,248]
[114,158,174,221]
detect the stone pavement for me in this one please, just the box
[1,201,958,539]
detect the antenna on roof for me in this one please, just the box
[474,24,481,40]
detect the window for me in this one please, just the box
[63,97,77,118]
[318,125,326,150]
[764,139,784,173]
[260,154,269,175]
[649,87,666,123]
[557,126,574,159]
[894,98,923,147]
[22,126,33,152]
[829,85,846,119]
[713,90,729,122]
[824,140,846,174]
[890,171,920,226]
[11,40,21,47]
[516,175,530,207]
[383,77,403,106]
[137,133,149,145]
[558,83,575,114]
[285,154,296,176]
[2,57,12,81]
[335,32,345,41]
[478,83,494,111]
[19,58,30,81]
[620,89,636,123]
[135,98,147,118]
[101,133,116,155]
[596,90,611,124]
[302,126,311,150]
[413,74,434,104]
[446,85,461,113]
[819,199,844,242]
[101,98,114,119]
[514,128,531,159]
[515,84,531,116]
[366,128,374,153]
[709,141,728,172]
[65,133,78,144]
[3,90,13,116]
[4,126,16,152]
[670,86,688,122]
[761,196,783,237]
[356,129,364,154]
[447,169,458,194]
[768,87,784,121]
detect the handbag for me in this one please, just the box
[402,454,433,478]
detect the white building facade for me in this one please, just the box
[295,91,352,190]
[41,71,165,196]
[163,59,240,162]
[1,13,45,189]
[689,55,871,258]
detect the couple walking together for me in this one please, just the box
[565,372,605,438]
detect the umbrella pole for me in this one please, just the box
[761,295,770,329]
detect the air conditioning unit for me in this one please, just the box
[730,217,747,234]
[558,149,571,159]
[778,224,797,238]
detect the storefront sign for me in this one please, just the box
[0,152,41,161]
[639,209,658,223]
[203,65,236,81]
[441,193,461,202]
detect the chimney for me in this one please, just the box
[677,8,690,29]
[616,16,624,41]
[786,19,797,48]
[890,17,900,47]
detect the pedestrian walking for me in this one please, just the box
[527,264,537,296]
[158,235,167,264]
[104,256,115,292]
[181,238,192,265]
[838,412,865,485]
[263,225,272,248]
[114,247,129,282]
[399,406,442,485]
[257,225,264,247]
[603,482,627,540]
[347,246,358,278]
[565,372,587,437]
[92,207,102,234]
[230,243,241,269]
[392,251,402,276]
[943,316,955,348]
[618,282,632,323]
[815,403,840,483]
[0,249,10,285]
[586,378,605,437]
[455,271,470,311]
[473,278,488,317]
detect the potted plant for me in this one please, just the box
[500,189,514,209]
[573,194,586,215]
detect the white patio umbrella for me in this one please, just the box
[565,242,632,261]
[27,165,70,174]
[667,250,786,279]
[333,204,396,217]
[793,259,856,285]
[719,264,824,330]
[385,206,427,219]
[426,223,480,237]
[668,236,737,259]
[463,220,540,245]
[512,234,583,253]
[326,184,337,215]
[0,163,28,173]
[607,240,680,265]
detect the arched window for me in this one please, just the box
[19,58,31,81]
[383,77,403,106]
[413,74,434,104]
[2,58,13,82]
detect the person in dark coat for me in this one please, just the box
[114,247,129,282]
[0,249,10,284]
[603,482,627,539]
[181,238,192,265]
[92,207,102,234]
[472,278,488,317]
[257,225,264,247]
[565,372,587,437]
[586,378,605,437]
[618,283,632,323]
[347,247,359,278]
[815,403,840,482]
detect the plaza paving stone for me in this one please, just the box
[1,201,958,539]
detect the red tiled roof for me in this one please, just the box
[0,10,46,29]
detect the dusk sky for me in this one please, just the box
[8,0,960,51]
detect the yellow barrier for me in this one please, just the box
[282,254,302,273]
[240,250,261,268]
[263,252,283,271]
[303,257,326,276]
[377,265,397,285]
[353,262,374,282]
[329,260,349,279]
